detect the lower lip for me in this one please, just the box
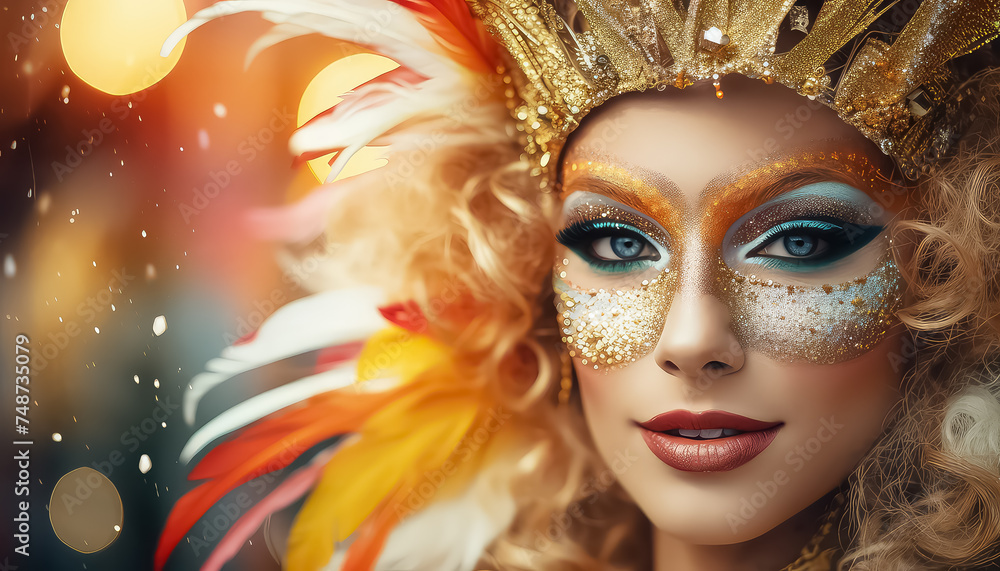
[640,425,782,472]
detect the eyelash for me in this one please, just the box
[745,218,884,270]
[557,219,662,273]
[557,211,881,275]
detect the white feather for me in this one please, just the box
[163,0,448,76]
[183,287,386,425]
[244,22,317,68]
[180,365,359,463]
[288,77,468,157]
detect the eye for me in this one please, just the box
[758,229,829,259]
[557,219,663,273]
[592,235,657,261]
[747,219,883,269]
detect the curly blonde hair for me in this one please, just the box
[837,69,1000,570]
[310,68,1000,570]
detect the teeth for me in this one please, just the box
[672,428,743,439]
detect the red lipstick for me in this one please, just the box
[637,410,783,472]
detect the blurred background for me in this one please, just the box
[0,1,384,568]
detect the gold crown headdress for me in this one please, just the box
[466,0,1000,185]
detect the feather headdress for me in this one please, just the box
[155,1,523,570]
[157,0,1000,569]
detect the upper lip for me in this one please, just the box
[638,410,782,432]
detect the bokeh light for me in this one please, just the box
[60,0,187,95]
[49,467,124,553]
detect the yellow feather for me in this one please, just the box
[286,334,486,571]
[355,326,454,384]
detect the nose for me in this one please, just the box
[652,290,745,382]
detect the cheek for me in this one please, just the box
[575,362,620,430]
[768,328,907,484]
[574,362,642,466]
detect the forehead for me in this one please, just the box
[562,77,890,202]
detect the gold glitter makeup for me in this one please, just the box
[554,265,678,369]
[554,249,903,369]
[554,147,906,370]
[715,251,904,364]
[699,150,901,242]
[561,159,683,239]
[555,192,677,369]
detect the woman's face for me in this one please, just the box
[556,77,910,544]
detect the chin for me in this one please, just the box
[594,411,857,547]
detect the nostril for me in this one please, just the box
[662,361,681,374]
[705,361,730,372]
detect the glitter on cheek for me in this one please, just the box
[717,253,904,364]
[553,266,678,369]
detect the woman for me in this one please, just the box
[156,0,1000,569]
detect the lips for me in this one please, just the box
[637,410,783,472]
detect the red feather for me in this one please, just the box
[388,0,499,72]
[378,300,429,333]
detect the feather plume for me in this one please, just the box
[320,442,519,571]
[183,287,384,425]
[155,386,406,571]
[284,383,480,570]
[179,365,359,464]
[202,444,341,571]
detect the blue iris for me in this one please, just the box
[783,233,817,256]
[610,236,644,258]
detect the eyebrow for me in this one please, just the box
[562,144,894,219]
[560,154,683,202]
[559,162,684,234]
[698,146,887,205]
